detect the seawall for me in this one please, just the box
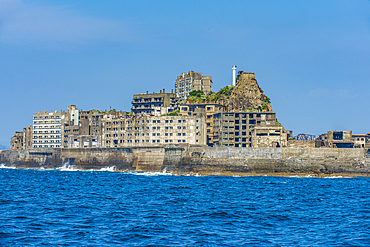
[1,147,370,176]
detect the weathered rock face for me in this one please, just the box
[1,147,370,177]
[216,71,272,112]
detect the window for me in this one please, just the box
[333,132,343,140]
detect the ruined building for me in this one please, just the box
[131,90,178,115]
[175,71,213,101]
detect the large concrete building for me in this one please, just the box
[212,111,279,147]
[32,110,66,148]
[131,90,178,115]
[175,71,213,101]
[178,103,225,147]
[101,114,207,148]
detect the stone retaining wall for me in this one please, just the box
[1,147,369,176]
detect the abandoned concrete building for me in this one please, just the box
[10,131,23,150]
[352,134,370,148]
[326,131,354,148]
[251,126,287,148]
[10,126,33,150]
[101,114,207,148]
[212,111,279,147]
[131,90,178,115]
[175,71,213,101]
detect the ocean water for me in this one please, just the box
[0,167,369,246]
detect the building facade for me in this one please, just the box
[131,90,178,115]
[175,71,213,101]
[212,111,278,147]
[101,114,207,148]
[10,131,23,150]
[251,126,287,148]
[32,110,66,148]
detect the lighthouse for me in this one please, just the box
[232,65,237,86]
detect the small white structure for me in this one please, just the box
[232,65,237,86]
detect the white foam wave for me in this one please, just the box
[98,166,116,172]
[125,171,173,176]
[0,164,16,169]
[323,176,352,179]
[56,161,80,171]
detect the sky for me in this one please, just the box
[1,0,370,147]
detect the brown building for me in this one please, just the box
[175,71,213,101]
[352,134,370,148]
[326,131,354,148]
[23,126,33,149]
[213,111,278,147]
[101,114,207,148]
[178,103,225,147]
[251,126,287,148]
[10,131,23,150]
[131,90,178,115]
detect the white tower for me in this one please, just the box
[232,65,237,86]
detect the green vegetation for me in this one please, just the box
[276,121,282,127]
[211,86,234,102]
[166,110,179,116]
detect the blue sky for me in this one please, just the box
[1,0,370,147]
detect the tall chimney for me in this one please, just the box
[232,65,237,86]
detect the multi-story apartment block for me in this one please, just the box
[175,71,213,101]
[61,105,80,148]
[178,103,225,147]
[131,90,178,115]
[101,114,207,148]
[212,111,277,147]
[32,110,66,148]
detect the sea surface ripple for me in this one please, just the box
[0,168,369,246]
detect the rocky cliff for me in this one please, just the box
[186,71,272,112]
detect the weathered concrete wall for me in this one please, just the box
[287,140,315,148]
[1,147,370,176]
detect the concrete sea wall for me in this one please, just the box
[1,147,370,176]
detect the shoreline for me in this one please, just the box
[1,164,369,178]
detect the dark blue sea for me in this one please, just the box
[0,167,369,246]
